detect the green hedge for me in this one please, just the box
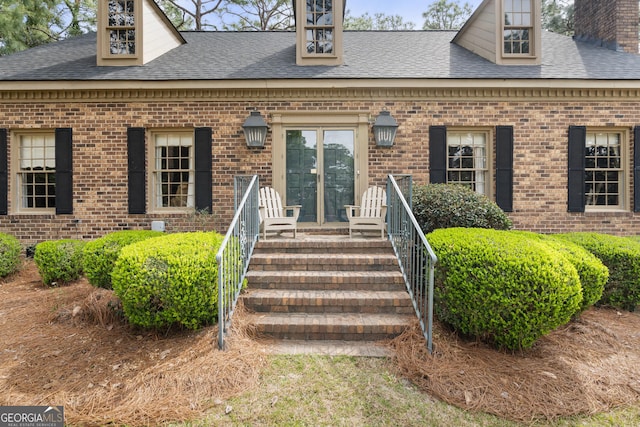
[428,228,582,350]
[513,231,608,312]
[0,233,21,278]
[83,230,164,289]
[34,239,85,286]
[413,184,512,234]
[111,232,224,330]
[555,233,640,312]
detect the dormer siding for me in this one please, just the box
[453,0,498,63]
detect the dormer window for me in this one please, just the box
[503,0,532,55]
[108,0,136,56]
[296,0,343,66]
[305,1,334,55]
[97,0,185,66]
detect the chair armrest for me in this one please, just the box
[344,205,360,219]
[284,205,302,220]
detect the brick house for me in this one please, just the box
[0,0,639,245]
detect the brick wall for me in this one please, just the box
[574,0,639,54]
[0,95,638,245]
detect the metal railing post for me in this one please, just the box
[387,174,437,353]
[217,175,260,350]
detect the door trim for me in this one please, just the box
[271,112,370,213]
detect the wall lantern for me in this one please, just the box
[372,110,398,147]
[242,110,269,147]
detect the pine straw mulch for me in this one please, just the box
[390,309,640,423]
[1,259,639,425]
[0,259,267,426]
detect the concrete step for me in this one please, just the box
[245,270,405,291]
[248,312,414,341]
[243,289,414,314]
[249,253,399,272]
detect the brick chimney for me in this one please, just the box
[574,0,639,54]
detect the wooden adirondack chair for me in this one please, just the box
[259,187,301,239]
[345,186,387,238]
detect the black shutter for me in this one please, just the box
[55,128,73,214]
[0,129,7,215]
[568,125,586,213]
[194,127,212,213]
[495,126,514,212]
[127,127,146,214]
[634,126,640,212]
[429,126,447,183]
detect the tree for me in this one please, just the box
[218,0,294,31]
[0,0,97,56]
[0,0,58,55]
[422,0,473,30]
[157,0,195,30]
[58,0,96,37]
[542,0,574,36]
[344,11,415,31]
[161,0,230,30]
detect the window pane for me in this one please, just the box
[446,132,488,195]
[304,0,335,55]
[154,133,194,208]
[585,132,623,207]
[19,134,56,209]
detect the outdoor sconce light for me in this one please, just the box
[372,110,398,147]
[242,110,269,147]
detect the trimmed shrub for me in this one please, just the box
[513,231,608,312]
[0,233,21,278]
[34,239,85,286]
[83,230,164,289]
[413,184,512,234]
[428,228,582,350]
[111,232,224,330]
[555,233,640,312]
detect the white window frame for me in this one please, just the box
[149,130,195,212]
[12,131,56,213]
[584,129,629,212]
[446,129,492,197]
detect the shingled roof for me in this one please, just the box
[2,30,640,82]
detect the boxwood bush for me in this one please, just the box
[413,184,512,234]
[555,232,640,312]
[111,232,224,330]
[0,233,21,278]
[83,230,164,289]
[34,239,85,286]
[513,231,608,312]
[428,228,582,350]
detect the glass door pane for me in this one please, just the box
[286,130,317,222]
[323,130,354,223]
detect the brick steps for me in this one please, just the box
[243,237,414,354]
[250,313,411,341]
[246,271,405,291]
[244,289,414,314]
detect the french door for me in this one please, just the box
[285,128,355,225]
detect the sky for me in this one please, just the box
[345,0,484,27]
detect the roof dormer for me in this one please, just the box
[453,0,541,65]
[294,0,345,66]
[97,0,185,66]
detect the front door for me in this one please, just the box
[285,129,355,225]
